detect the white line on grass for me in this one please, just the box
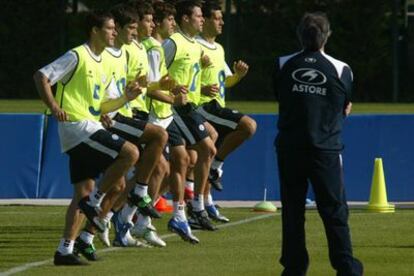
[0,213,277,276]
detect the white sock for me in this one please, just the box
[192,194,204,212]
[211,158,224,170]
[205,193,214,206]
[173,201,187,221]
[185,180,194,191]
[136,213,150,229]
[120,203,137,224]
[88,188,105,207]
[134,183,148,197]
[80,231,94,244]
[57,239,74,255]
[105,210,114,221]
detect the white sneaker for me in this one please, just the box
[131,226,166,247]
[97,223,111,247]
[113,230,151,248]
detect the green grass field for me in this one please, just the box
[1,99,414,114]
[0,206,413,275]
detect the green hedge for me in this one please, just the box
[0,0,410,102]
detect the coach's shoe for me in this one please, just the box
[205,204,230,223]
[78,197,106,232]
[189,210,217,231]
[73,237,98,261]
[208,168,223,191]
[131,226,166,247]
[53,251,88,266]
[168,217,199,244]
[128,192,162,219]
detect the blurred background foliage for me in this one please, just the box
[0,0,413,102]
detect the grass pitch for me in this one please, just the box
[0,206,413,275]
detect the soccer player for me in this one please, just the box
[195,1,257,222]
[99,3,170,248]
[139,0,199,243]
[273,12,363,275]
[163,0,217,231]
[33,10,141,265]
[197,0,256,191]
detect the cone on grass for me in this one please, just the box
[254,188,277,212]
[155,196,173,213]
[367,158,395,213]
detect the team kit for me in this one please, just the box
[34,0,257,265]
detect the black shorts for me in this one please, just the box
[67,129,126,184]
[167,119,185,147]
[197,100,244,145]
[172,103,209,145]
[132,109,149,122]
[109,113,147,144]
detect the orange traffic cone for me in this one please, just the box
[155,196,173,213]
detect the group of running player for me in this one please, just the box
[34,0,256,266]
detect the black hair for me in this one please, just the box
[153,1,176,25]
[175,0,202,26]
[201,0,221,19]
[297,12,330,51]
[110,4,138,28]
[85,9,114,36]
[128,0,155,20]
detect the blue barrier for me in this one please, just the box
[0,114,44,198]
[1,114,413,201]
[38,117,72,198]
[215,114,414,201]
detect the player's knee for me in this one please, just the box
[113,179,126,193]
[120,142,139,165]
[208,126,218,142]
[200,139,216,160]
[240,117,257,138]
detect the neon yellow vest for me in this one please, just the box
[198,40,226,107]
[102,48,132,117]
[167,32,202,105]
[123,40,149,113]
[142,37,173,118]
[55,45,108,122]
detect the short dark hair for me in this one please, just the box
[202,0,221,19]
[175,0,202,26]
[153,1,176,25]
[297,12,330,51]
[111,4,138,28]
[128,0,154,20]
[85,9,113,36]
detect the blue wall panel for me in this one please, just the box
[38,117,72,198]
[0,114,44,198]
[342,115,414,201]
[1,114,413,201]
[213,115,279,201]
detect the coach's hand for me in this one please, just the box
[52,105,69,122]
[344,102,352,116]
[201,84,219,97]
[233,60,249,79]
